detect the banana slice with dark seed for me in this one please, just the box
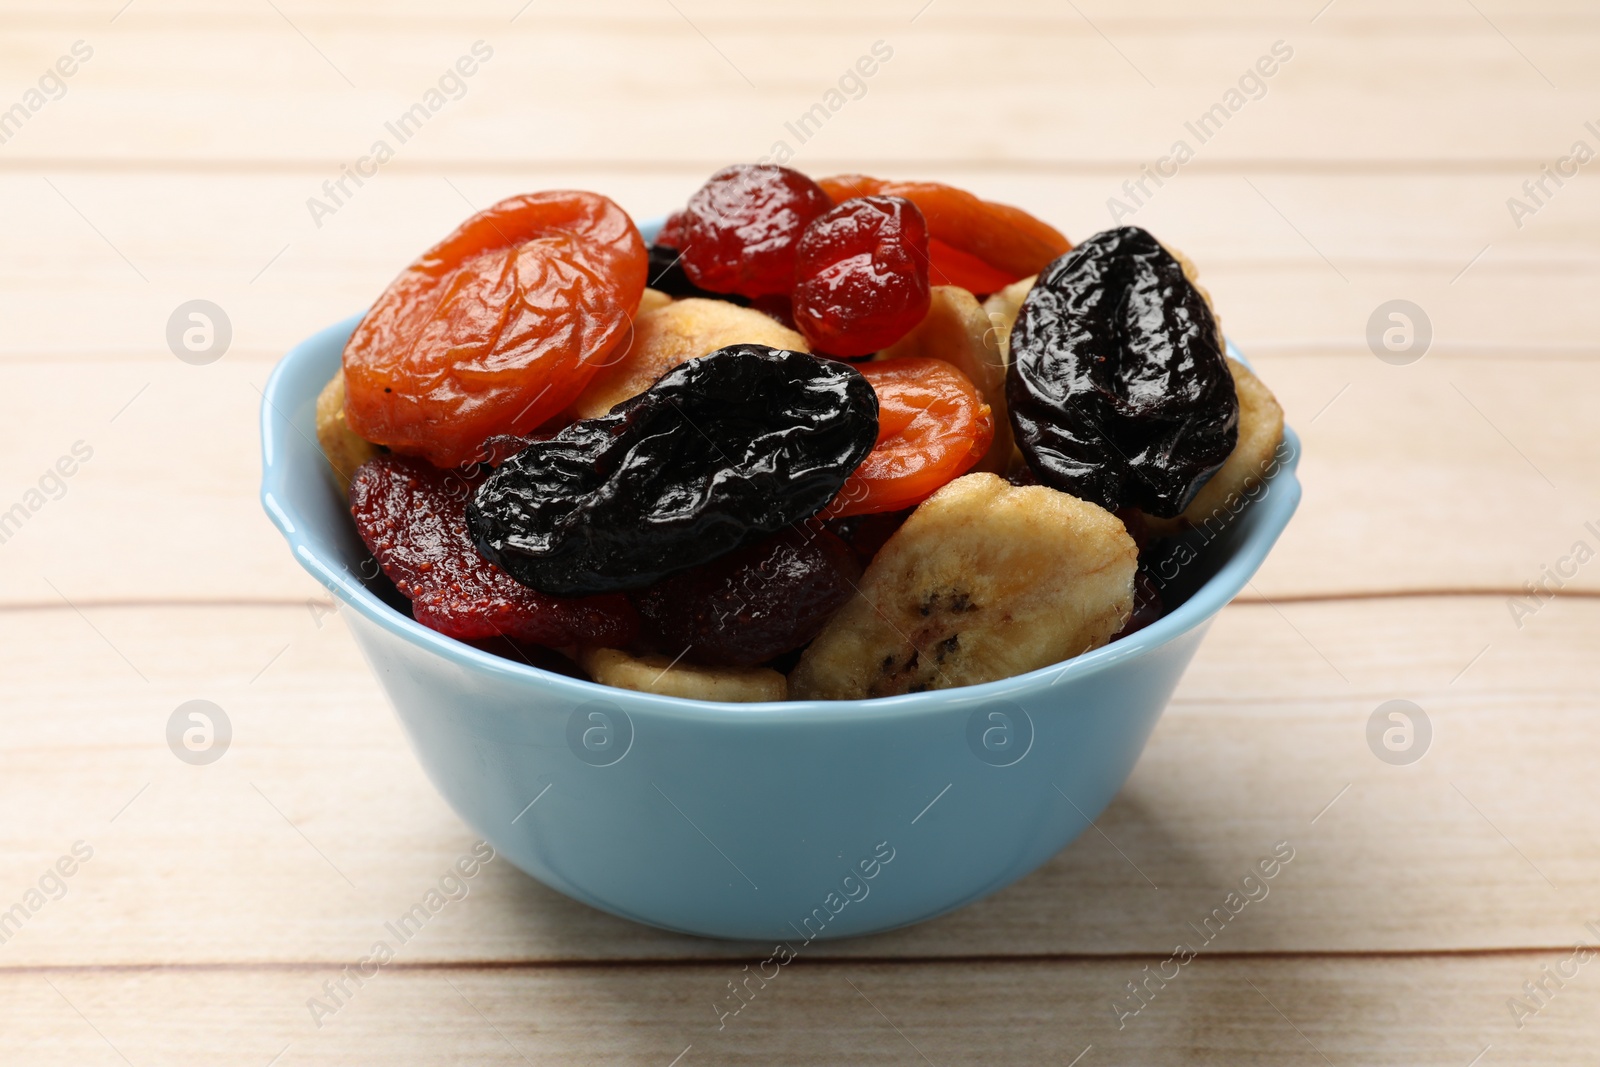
[789,473,1136,699]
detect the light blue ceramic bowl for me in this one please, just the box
[261,239,1299,941]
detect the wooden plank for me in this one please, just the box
[2,350,1597,605]
[0,2,1595,168]
[0,597,1593,967]
[2,954,1596,1064]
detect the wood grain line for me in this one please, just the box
[0,945,1585,977]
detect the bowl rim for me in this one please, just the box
[260,268,1301,725]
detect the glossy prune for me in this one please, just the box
[348,454,638,647]
[679,165,833,298]
[633,526,862,667]
[792,195,931,358]
[1007,226,1238,517]
[827,508,912,566]
[646,242,749,304]
[466,345,879,595]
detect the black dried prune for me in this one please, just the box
[466,345,879,595]
[1007,226,1238,517]
[633,526,862,667]
[646,243,750,304]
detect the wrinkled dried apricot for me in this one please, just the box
[343,191,647,468]
[825,357,993,518]
[792,195,931,358]
[878,286,1012,474]
[818,175,1070,293]
[349,454,638,647]
[679,165,832,298]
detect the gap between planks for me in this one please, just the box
[0,944,1590,977]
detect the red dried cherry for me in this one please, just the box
[679,165,832,298]
[343,191,647,469]
[632,526,862,667]
[818,175,1070,293]
[349,454,638,647]
[792,196,932,358]
[825,357,993,518]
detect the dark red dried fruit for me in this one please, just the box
[656,210,690,249]
[827,509,912,567]
[679,165,833,298]
[792,196,931,358]
[817,175,1072,294]
[633,526,862,667]
[1007,226,1238,517]
[349,454,638,647]
[750,292,797,330]
[646,242,749,304]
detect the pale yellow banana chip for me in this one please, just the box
[636,287,673,316]
[573,298,807,418]
[789,473,1136,700]
[580,647,787,703]
[1179,358,1285,526]
[315,370,380,494]
[980,274,1035,365]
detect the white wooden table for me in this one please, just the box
[2,1,1597,1062]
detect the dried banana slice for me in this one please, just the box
[789,473,1136,699]
[636,287,674,316]
[879,286,1014,474]
[1136,357,1285,540]
[573,297,808,418]
[315,370,380,494]
[980,274,1035,364]
[1179,358,1285,525]
[579,647,787,703]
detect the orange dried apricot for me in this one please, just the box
[343,191,647,468]
[825,357,993,518]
